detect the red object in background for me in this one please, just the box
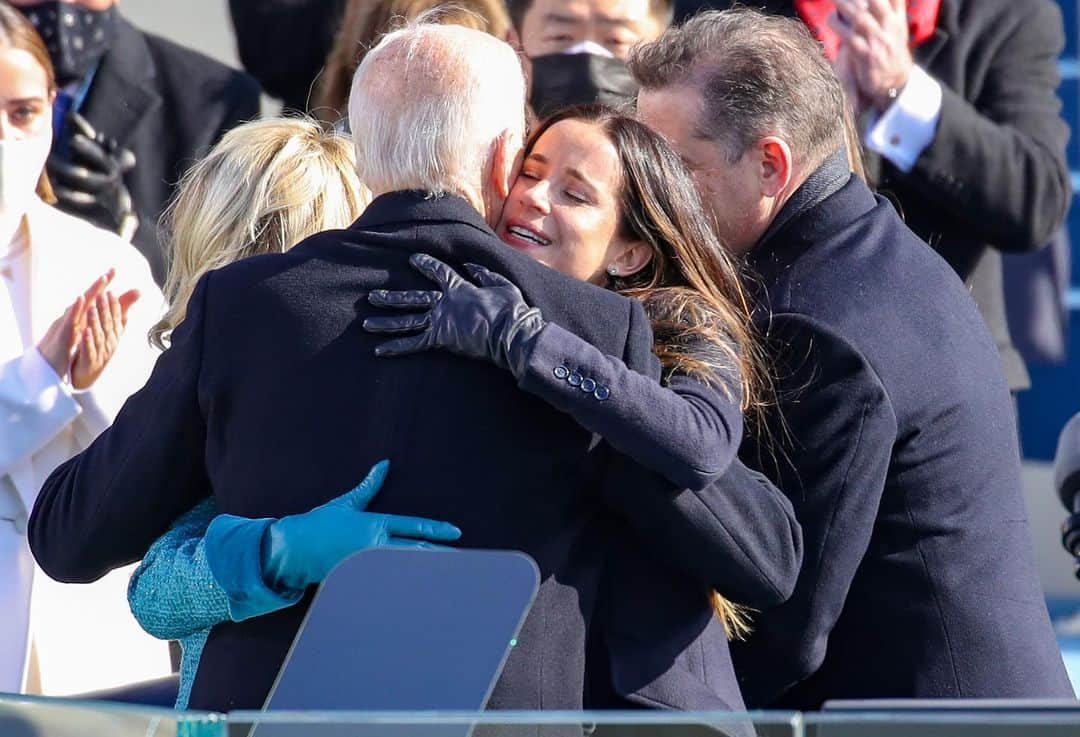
[793,0,943,60]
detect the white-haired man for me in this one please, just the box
[28,21,783,713]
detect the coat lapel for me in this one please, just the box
[79,18,162,148]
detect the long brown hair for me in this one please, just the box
[0,2,56,203]
[313,0,511,126]
[525,105,768,638]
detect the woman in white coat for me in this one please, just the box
[0,4,169,695]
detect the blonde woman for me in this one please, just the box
[150,116,368,349]
[129,117,464,708]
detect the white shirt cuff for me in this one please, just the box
[24,348,75,404]
[864,65,943,172]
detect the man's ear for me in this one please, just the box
[612,240,654,277]
[757,136,794,198]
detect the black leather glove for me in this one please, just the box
[48,111,138,239]
[363,253,546,379]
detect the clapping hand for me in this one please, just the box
[71,283,141,390]
[363,253,546,379]
[828,0,914,113]
[37,269,139,387]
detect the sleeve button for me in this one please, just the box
[553,365,570,380]
[567,372,583,387]
[580,378,597,393]
[594,385,611,401]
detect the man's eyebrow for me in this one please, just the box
[544,12,584,24]
[595,12,637,26]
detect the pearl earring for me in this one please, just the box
[607,265,619,276]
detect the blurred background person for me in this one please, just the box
[506,0,672,116]
[0,2,167,696]
[716,0,1071,401]
[312,0,511,127]
[229,0,345,113]
[230,0,673,121]
[9,0,261,285]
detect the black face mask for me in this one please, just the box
[21,2,118,86]
[529,52,639,119]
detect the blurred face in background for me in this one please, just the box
[518,0,666,60]
[10,1,119,85]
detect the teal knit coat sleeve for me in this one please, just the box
[128,498,302,708]
[128,498,225,708]
[128,498,230,640]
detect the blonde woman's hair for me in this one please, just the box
[151,117,370,349]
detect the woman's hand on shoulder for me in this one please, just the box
[362,253,546,379]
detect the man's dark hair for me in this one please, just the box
[506,0,674,33]
[628,8,847,168]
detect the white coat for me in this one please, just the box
[0,198,171,695]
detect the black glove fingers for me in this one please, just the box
[363,312,432,334]
[409,253,464,291]
[67,111,98,140]
[50,185,102,211]
[114,147,137,173]
[373,332,430,357]
[368,289,441,309]
[66,134,118,173]
[464,263,515,289]
[47,158,115,192]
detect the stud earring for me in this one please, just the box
[607,265,619,276]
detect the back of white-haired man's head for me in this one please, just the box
[348,20,527,224]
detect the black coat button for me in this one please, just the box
[581,378,597,393]
[568,372,583,387]
[594,385,611,401]
[554,365,569,380]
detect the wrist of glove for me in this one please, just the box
[260,516,311,592]
[364,253,546,381]
[492,304,546,380]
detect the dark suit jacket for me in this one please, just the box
[728,165,1072,708]
[79,16,261,283]
[708,0,1070,391]
[30,191,798,712]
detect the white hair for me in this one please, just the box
[348,19,526,198]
